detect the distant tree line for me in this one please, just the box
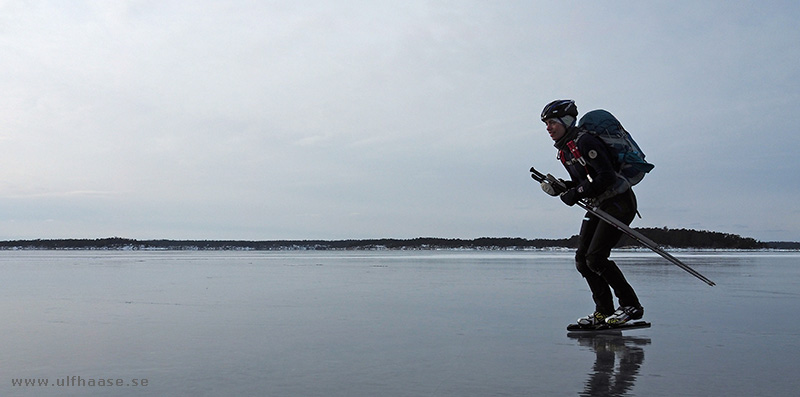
[615,227,768,249]
[0,228,793,250]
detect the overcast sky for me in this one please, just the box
[1,1,798,242]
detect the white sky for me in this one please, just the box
[1,1,798,241]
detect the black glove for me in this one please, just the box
[560,188,579,206]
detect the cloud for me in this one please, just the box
[0,1,798,241]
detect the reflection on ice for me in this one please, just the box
[569,334,650,397]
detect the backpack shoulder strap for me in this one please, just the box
[566,140,586,167]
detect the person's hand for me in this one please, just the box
[541,181,559,196]
[560,188,579,206]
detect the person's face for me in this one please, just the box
[545,119,565,141]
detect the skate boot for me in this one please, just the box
[577,311,608,328]
[605,306,644,326]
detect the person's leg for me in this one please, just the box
[575,211,615,315]
[584,191,641,309]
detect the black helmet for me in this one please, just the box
[541,99,578,122]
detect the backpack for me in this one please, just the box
[574,109,654,186]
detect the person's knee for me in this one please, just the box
[575,253,592,277]
[585,254,608,275]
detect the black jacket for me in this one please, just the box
[556,127,622,200]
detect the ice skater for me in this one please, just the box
[538,99,644,327]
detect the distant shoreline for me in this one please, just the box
[1,246,798,252]
[1,229,797,251]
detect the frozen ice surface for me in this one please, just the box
[1,250,799,396]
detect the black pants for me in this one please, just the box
[575,189,641,315]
